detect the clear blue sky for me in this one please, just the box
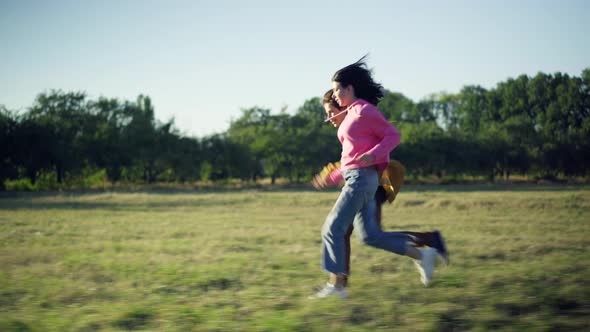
[1,0,588,137]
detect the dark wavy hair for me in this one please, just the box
[323,89,340,109]
[331,54,384,106]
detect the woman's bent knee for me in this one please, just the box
[359,233,381,247]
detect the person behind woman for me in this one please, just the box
[314,152,448,289]
[315,90,448,288]
[310,57,448,299]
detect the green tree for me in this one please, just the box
[378,91,415,123]
[27,91,90,183]
[292,97,340,181]
[227,107,272,181]
[0,106,19,186]
[86,97,132,182]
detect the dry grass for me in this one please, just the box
[0,185,589,331]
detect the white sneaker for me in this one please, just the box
[308,283,348,299]
[414,248,436,286]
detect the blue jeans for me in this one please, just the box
[322,167,409,274]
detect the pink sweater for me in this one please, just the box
[327,99,401,185]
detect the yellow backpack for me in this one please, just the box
[380,160,405,203]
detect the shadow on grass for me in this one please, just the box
[0,197,257,211]
[112,308,155,331]
[0,320,34,332]
[0,188,263,211]
[402,183,590,193]
[0,183,587,211]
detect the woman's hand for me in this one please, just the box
[311,174,328,189]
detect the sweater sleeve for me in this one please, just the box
[326,168,344,186]
[364,108,401,159]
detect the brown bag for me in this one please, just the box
[379,160,406,203]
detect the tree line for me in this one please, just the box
[1,69,589,190]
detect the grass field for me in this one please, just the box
[1,185,589,331]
